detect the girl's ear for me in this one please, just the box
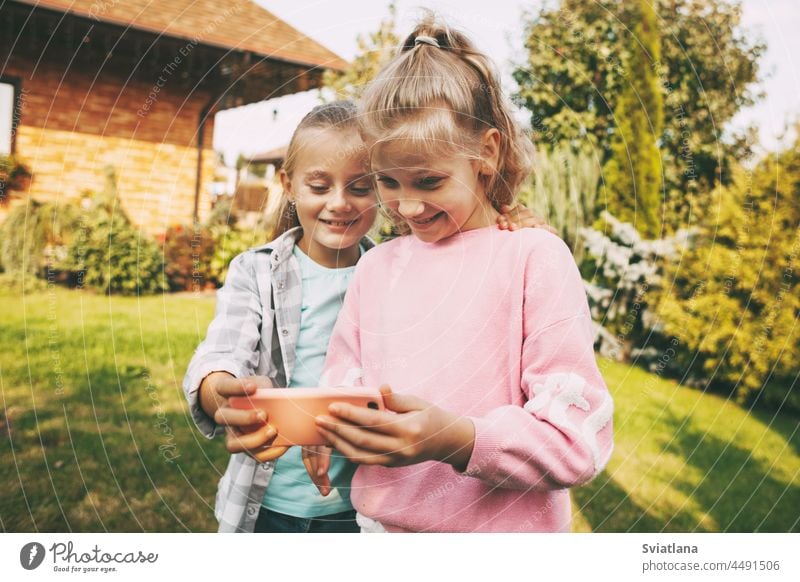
[479,128,501,176]
[279,169,293,198]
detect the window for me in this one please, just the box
[0,80,19,155]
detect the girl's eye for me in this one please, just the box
[416,176,444,189]
[376,176,399,189]
[308,183,329,193]
[348,183,373,196]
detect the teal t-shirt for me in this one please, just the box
[261,243,360,518]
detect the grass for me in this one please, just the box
[1,287,798,532]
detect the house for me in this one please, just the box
[246,144,287,170]
[0,0,345,233]
[226,145,288,216]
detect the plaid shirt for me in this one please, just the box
[181,226,374,533]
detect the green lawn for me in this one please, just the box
[1,288,798,532]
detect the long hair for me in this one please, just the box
[271,100,360,240]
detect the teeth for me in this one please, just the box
[324,219,355,227]
[413,214,439,224]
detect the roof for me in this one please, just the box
[16,0,347,71]
[247,145,287,164]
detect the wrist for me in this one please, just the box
[199,371,230,417]
[436,412,475,472]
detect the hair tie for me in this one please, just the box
[414,35,440,48]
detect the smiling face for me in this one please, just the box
[281,127,378,267]
[372,131,501,244]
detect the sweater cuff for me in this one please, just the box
[456,415,508,480]
[184,360,246,440]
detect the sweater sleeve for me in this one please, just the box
[462,232,614,490]
[320,263,365,389]
[182,252,265,439]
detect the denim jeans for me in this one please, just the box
[253,507,360,533]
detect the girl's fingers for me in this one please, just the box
[316,426,391,466]
[252,445,289,463]
[325,403,398,434]
[303,457,319,483]
[215,406,266,427]
[302,452,332,496]
[225,423,276,453]
[379,386,429,414]
[302,445,333,476]
[317,450,331,475]
[316,418,399,456]
[213,375,255,397]
[215,375,274,397]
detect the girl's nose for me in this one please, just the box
[397,198,425,218]
[326,189,352,212]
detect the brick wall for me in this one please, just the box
[1,51,218,235]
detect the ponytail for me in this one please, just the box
[359,13,533,210]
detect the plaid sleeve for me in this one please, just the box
[182,251,266,439]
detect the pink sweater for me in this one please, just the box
[322,226,614,532]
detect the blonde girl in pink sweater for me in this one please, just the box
[310,16,615,532]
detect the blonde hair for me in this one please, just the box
[359,14,533,212]
[272,101,361,239]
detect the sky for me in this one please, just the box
[213,0,800,165]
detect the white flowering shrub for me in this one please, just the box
[579,211,696,365]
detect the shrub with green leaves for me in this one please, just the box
[161,224,215,291]
[656,137,800,413]
[0,199,81,278]
[579,211,694,362]
[65,168,166,295]
[518,145,600,258]
[0,154,32,205]
[207,224,269,285]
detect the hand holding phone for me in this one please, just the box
[201,373,289,463]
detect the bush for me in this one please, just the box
[578,211,695,362]
[205,197,238,228]
[0,154,32,205]
[656,139,800,412]
[0,271,48,295]
[518,145,600,258]
[64,168,166,295]
[207,224,269,285]
[0,198,81,277]
[161,224,215,291]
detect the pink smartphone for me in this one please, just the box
[228,387,385,447]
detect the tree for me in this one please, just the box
[655,129,800,412]
[601,0,663,236]
[322,2,400,101]
[513,0,765,233]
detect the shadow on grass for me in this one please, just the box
[2,404,228,533]
[748,406,800,457]
[573,470,665,532]
[661,410,800,532]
